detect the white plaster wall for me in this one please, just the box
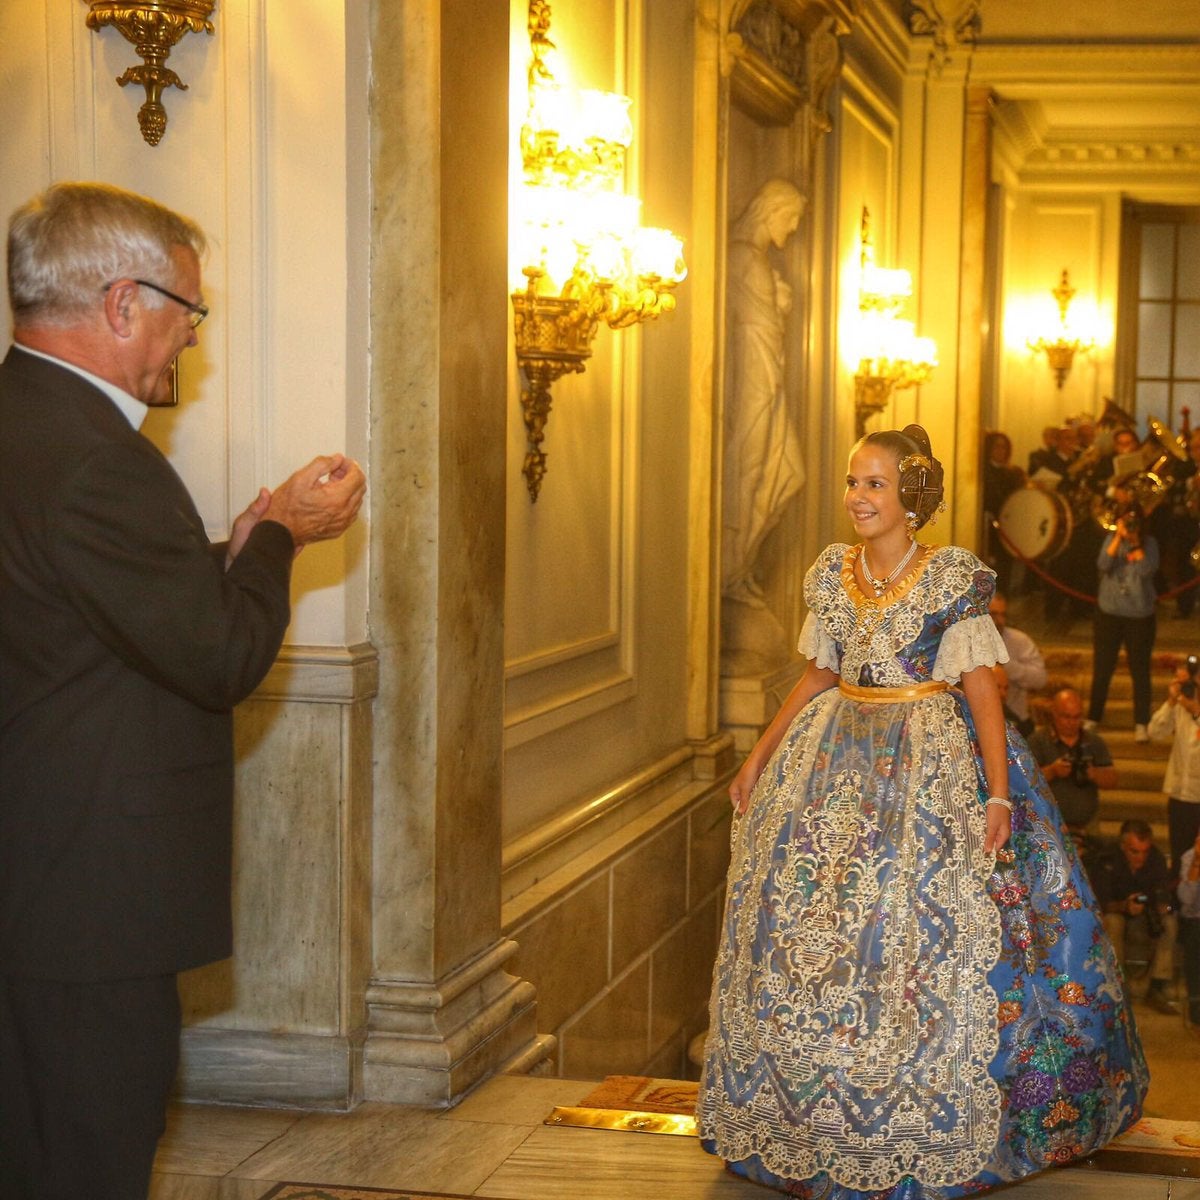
[0,0,368,648]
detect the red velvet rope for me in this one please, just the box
[990,519,1200,605]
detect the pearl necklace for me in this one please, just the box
[861,540,918,597]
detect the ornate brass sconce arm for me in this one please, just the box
[512,271,604,501]
[853,358,935,438]
[85,1,216,146]
[603,277,679,330]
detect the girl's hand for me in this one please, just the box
[729,758,764,815]
[984,803,1011,855]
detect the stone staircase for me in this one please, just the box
[1034,642,1179,845]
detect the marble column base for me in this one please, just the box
[176,1027,364,1109]
[719,660,805,754]
[363,937,549,1107]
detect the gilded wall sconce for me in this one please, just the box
[511,0,686,501]
[84,0,216,146]
[1027,269,1095,389]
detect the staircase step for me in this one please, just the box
[1107,758,1167,791]
[1096,788,1168,821]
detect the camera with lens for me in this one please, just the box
[1134,891,1166,939]
[1117,501,1142,537]
[1067,744,1094,788]
[1181,654,1199,700]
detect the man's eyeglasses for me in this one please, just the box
[105,278,209,328]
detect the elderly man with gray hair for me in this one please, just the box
[0,182,365,1197]
[1027,686,1118,853]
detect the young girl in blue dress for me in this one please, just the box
[698,425,1147,1199]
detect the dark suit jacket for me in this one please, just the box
[0,346,294,981]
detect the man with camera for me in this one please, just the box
[1091,819,1180,1015]
[1029,686,1118,850]
[1147,654,1200,877]
[1088,502,1160,743]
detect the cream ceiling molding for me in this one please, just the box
[903,0,982,72]
[83,0,215,146]
[724,0,858,132]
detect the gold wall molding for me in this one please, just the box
[84,0,216,145]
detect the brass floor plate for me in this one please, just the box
[544,1106,698,1137]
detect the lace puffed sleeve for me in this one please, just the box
[798,611,840,672]
[797,544,846,673]
[930,547,1009,683]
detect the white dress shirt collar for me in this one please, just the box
[15,343,148,431]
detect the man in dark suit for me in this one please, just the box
[0,182,366,1198]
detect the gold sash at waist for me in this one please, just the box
[838,679,949,703]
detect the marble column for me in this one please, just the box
[953,84,993,551]
[364,0,547,1106]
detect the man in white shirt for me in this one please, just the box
[990,593,1047,727]
[1146,657,1200,877]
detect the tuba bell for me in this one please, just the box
[1093,413,1188,532]
[1142,416,1189,479]
[1098,397,1138,430]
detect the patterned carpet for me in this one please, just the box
[576,1074,699,1115]
[258,1187,476,1200]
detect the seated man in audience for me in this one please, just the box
[1028,686,1117,851]
[1091,819,1180,1015]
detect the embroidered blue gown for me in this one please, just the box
[698,544,1148,1199]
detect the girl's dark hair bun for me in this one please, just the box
[900,424,933,458]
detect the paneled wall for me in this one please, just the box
[0,1,368,640]
[501,0,700,850]
[497,0,733,1076]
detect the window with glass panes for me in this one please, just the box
[1120,204,1200,433]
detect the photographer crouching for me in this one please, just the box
[1029,686,1118,854]
[1091,818,1180,1015]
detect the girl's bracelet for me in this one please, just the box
[986,796,1012,811]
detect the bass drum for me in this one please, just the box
[996,486,1074,562]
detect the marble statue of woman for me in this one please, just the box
[721,178,807,670]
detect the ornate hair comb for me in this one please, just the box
[898,453,933,475]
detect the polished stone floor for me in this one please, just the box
[150,1070,1199,1200]
[149,582,1200,1199]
